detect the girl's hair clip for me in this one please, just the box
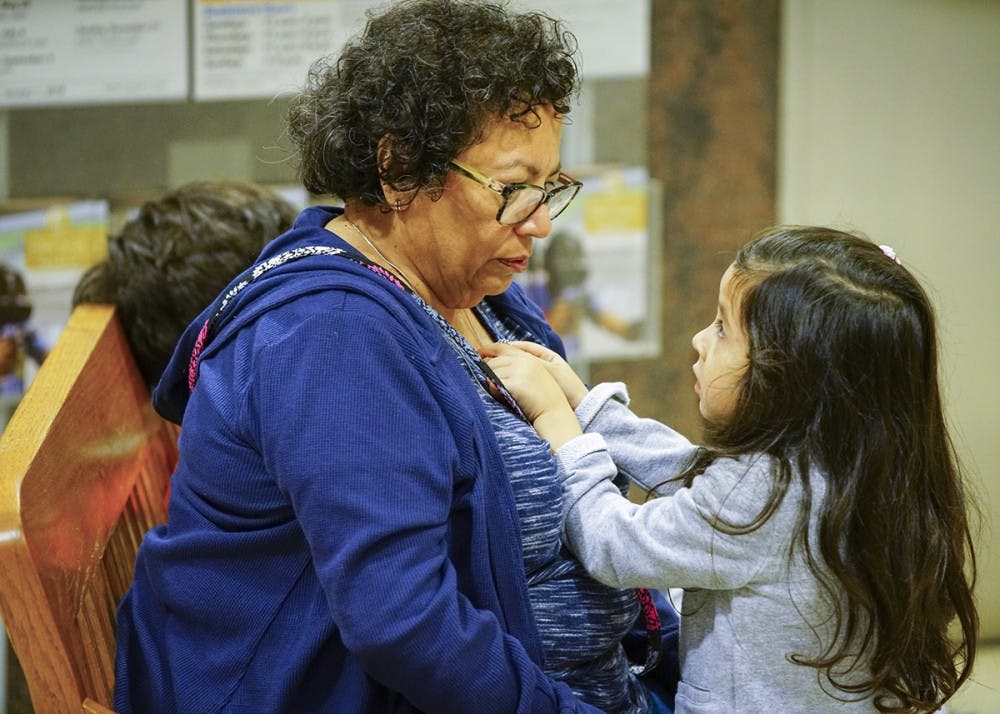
[879,244,901,265]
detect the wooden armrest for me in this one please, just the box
[0,305,175,713]
[82,697,116,714]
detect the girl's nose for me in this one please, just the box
[691,326,707,355]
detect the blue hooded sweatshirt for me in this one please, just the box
[114,206,599,713]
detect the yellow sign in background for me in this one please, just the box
[23,207,107,270]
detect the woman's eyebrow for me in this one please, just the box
[494,158,563,179]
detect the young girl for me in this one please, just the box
[483,226,978,713]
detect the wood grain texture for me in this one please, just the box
[0,305,176,713]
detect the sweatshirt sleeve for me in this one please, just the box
[254,309,598,714]
[556,433,779,592]
[574,382,700,494]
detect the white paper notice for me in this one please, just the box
[193,0,373,101]
[512,0,649,78]
[0,0,187,108]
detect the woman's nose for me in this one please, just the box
[515,203,554,239]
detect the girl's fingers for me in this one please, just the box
[504,340,559,360]
[478,342,520,359]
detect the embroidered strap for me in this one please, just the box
[188,246,349,391]
[187,243,518,420]
[631,587,663,676]
[188,242,529,423]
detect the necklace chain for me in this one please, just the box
[345,217,487,348]
[346,219,416,292]
[459,308,485,348]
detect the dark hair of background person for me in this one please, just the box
[285,0,579,207]
[674,226,978,712]
[0,263,32,326]
[73,180,297,389]
[543,230,588,297]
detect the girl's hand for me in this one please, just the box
[482,343,583,450]
[487,340,588,409]
[482,343,566,422]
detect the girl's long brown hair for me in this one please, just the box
[681,226,978,712]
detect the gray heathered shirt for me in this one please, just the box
[556,383,879,713]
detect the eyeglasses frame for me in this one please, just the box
[448,159,583,225]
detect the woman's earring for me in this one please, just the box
[388,192,414,212]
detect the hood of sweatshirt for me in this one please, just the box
[153,205,562,425]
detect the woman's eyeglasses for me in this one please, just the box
[449,160,583,225]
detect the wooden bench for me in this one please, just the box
[0,304,177,713]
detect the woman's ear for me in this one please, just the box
[377,136,417,211]
[376,136,393,177]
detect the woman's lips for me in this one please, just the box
[499,257,529,272]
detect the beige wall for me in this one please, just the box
[4,100,297,200]
[779,0,1000,638]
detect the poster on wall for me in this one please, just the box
[193,0,373,101]
[518,166,660,366]
[0,0,187,108]
[0,201,109,427]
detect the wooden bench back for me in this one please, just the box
[0,304,177,712]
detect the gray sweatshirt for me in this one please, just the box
[556,383,878,713]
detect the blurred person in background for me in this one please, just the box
[0,262,49,428]
[73,180,297,390]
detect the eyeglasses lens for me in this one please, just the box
[547,184,580,220]
[499,183,581,225]
[500,187,547,224]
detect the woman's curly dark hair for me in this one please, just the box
[285,0,579,205]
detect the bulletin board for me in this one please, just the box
[518,167,661,365]
[192,0,371,101]
[0,1,187,107]
[1,0,649,108]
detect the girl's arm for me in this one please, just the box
[484,342,698,494]
[556,437,781,592]
[482,341,588,409]
[482,343,583,451]
[574,382,699,495]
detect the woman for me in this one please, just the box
[114,2,668,712]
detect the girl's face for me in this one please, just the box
[691,264,750,425]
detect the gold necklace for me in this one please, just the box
[459,308,491,349]
[346,219,416,292]
[346,218,485,346]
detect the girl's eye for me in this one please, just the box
[714,319,725,337]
